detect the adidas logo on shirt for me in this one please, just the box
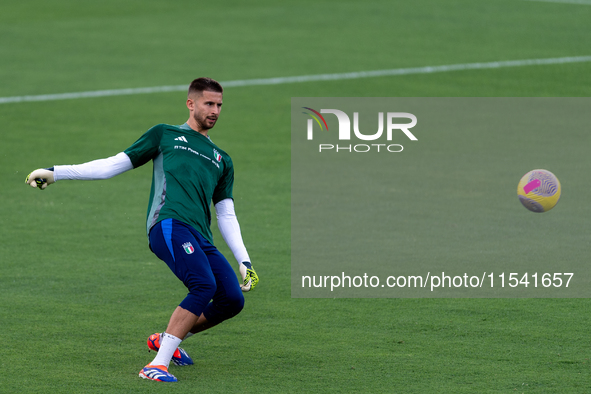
[174,136,188,143]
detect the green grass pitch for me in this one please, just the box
[1,0,591,392]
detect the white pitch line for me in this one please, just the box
[1,55,591,104]
[524,0,591,4]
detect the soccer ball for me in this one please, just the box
[517,169,561,213]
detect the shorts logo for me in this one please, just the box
[182,242,195,254]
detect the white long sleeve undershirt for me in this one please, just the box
[53,152,133,181]
[215,198,251,264]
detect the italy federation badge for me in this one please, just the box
[213,149,222,162]
[182,242,195,254]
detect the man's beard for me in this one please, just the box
[194,113,216,130]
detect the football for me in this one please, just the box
[517,169,561,213]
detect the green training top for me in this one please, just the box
[124,123,234,244]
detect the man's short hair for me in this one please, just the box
[188,78,223,97]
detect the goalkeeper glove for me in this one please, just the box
[239,261,259,292]
[25,168,55,190]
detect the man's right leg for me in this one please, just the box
[141,219,217,381]
[146,307,199,367]
[165,306,200,339]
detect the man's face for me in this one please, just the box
[188,90,223,131]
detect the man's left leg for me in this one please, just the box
[145,257,244,375]
[145,228,244,374]
[183,240,245,338]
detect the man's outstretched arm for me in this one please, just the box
[25,152,134,189]
[215,198,259,292]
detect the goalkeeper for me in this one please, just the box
[25,78,258,383]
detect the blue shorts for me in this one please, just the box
[149,218,244,324]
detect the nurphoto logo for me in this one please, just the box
[302,107,418,153]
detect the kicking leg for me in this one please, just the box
[188,240,245,335]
